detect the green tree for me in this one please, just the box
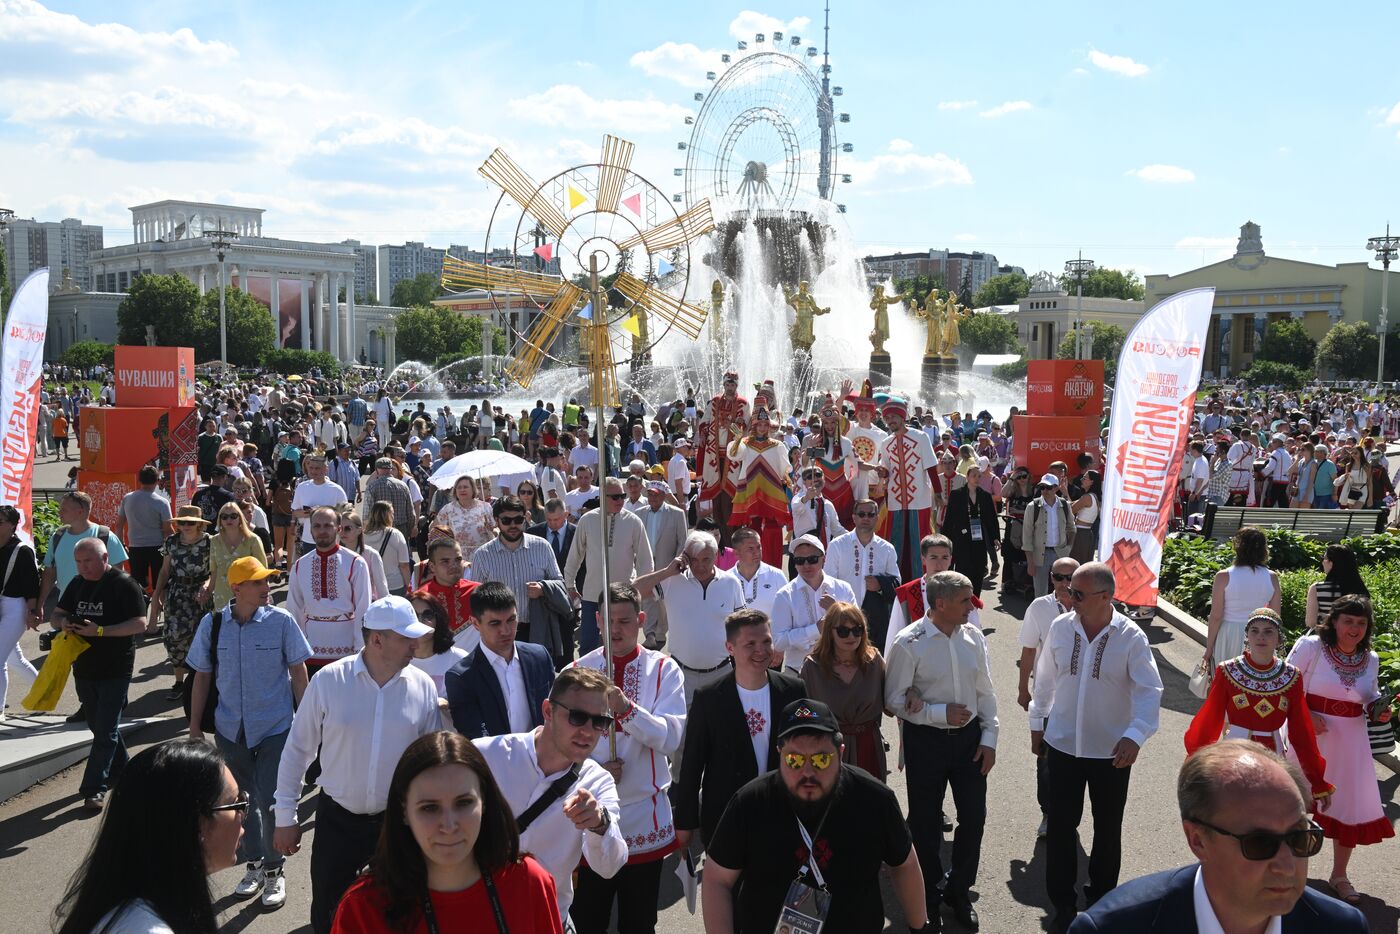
[198,287,276,366]
[1315,321,1379,379]
[360,292,379,306]
[264,348,341,379]
[1240,360,1310,389]
[0,244,9,316]
[62,340,114,370]
[972,272,1031,308]
[116,273,204,347]
[890,274,946,310]
[958,312,1022,357]
[1256,319,1316,370]
[1057,322,1129,381]
[957,267,973,306]
[394,305,447,362]
[390,272,445,309]
[1057,267,1145,301]
[992,356,1029,381]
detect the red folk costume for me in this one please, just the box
[1184,655,1335,800]
[812,397,856,526]
[419,577,480,635]
[697,376,749,533]
[728,414,792,567]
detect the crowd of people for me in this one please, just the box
[8,369,1397,933]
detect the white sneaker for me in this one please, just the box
[1037,816,1049,838]
[260,869,287,910]
[233,862,263,899]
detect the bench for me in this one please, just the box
[1198,504,1386,542]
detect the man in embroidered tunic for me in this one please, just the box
[418,538,480,648]
[285,506,370,672]
[696,372,749,545]
[877,397,939,581]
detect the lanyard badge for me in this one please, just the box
[775,807,833,933]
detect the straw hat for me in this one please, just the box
[174,505,210,525]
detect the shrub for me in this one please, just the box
[263,348,341,379]
[62,340,114,370]
[992,356,1028,381]
[1278,568,1321,635]
[31,499,62,564]
[1239,359,1311,390]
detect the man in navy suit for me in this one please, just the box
[445,581,555,739]
[1067,740,1365,934]
[529,499,580,666]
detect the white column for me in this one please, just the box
[347,285,357,363]
[240,267,250,294]
[270,277,281,347]
[386,326,396,371]
[300,280,311,350]
[328,272,340,360]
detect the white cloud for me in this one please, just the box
[1128,163,1196,183]
[0,0,236,66]
[507,84,691,134]
[305,113,496,161]
[980,101,1033,118]
[12,85,254,131]
[887,138,914,153]
[937,100,978,111]
[728,11,812,42]
[629,41,716,90]
[1387,101,1400,127]
[238,78,346,104]
[954,233,978,242]
[845,151,973,193]
[1071,67,1090,76]
[1088,48,1149,77]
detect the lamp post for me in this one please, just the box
[1084,322,1097,359]
[0,208,13,313]
[1064,251,1096,359]
[204,229,238,366]
[1368,224,1399,384]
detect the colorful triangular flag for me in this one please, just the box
[577,301,593,320]
[621,193,642,216]
[621,314,642,337]
[533,243,554,263]
[656,257,674,277]
[567,185,588,210]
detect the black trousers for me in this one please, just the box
[571,859,665,934]
[1044,745,1132,912]
[310,794,383,934]
[126,546,163,593]
[1266,481,1290,507]
[903,718,987,902]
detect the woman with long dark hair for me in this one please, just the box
[55,738,247,934]
[1307,543,1369,631]
[1205,526,1281,669]
[332,732,561,933]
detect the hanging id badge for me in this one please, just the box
[969,511,984,543]
[775,813,832,933]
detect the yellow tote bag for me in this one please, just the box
[22,632,90,712]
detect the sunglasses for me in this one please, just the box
[1051,572,1075,582]
[853,510,878,519]
[554,700,614,732]
[1069,587,1108,601]
[176,520,201,527]
[833,625,864,638]
[1190,818,1324,860]
[209,790,251,815]
[606,493,626,501]
[791,554,822,567]
[783,751,834,771]
[497,515,527,526]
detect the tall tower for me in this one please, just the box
[816,1,834,201]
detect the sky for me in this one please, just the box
[3,0,1400,283]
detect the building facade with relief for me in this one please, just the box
[1,217,104,292]
[862,248,1007,293]
[1013,271,1145,360]
[1144,222,1400,379]
[68,200,405,367]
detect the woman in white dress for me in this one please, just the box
[339,511,388,601]
[1288,595,1395,903]
[1205,526,1280,669]
[435,475,495,557]
[409,592,469,711]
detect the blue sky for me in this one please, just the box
[3,0,1400,281]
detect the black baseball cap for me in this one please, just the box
[777,698,839,740]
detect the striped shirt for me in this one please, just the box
[362,474,415,540]
[467,534,562,629]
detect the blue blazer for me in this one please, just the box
[1068,865,1366,933]
[444,642,556,740]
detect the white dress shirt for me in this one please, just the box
[769,573,857,671]
[274,654,442,824]
[474,731,629,920]
[732,561,786,619]
[483,643,533,734]
[824,530,900,599]
[885,617,999,748]
[1019,593,1072,655]
[790,493,847,543]
[1194,866,1282,934]
[1028,610,1163,759]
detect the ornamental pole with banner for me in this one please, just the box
[1098,287,1215,606]
[1,268,51,543]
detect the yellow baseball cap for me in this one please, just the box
[228,556,280,587]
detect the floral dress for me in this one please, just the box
[436,499,496,556]
[160,532,211,668]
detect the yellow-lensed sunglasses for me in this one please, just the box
[783,752,834,771]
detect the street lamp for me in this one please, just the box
[1064,251,1096,359]
[204,229,239,365]
[0,208,13,311]
[1368,224,1400,384]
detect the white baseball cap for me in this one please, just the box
[363,595,432,639]
[789,533,826,555]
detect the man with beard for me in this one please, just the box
[877,396,939,581]
[565,476,654,655]
[467,496,564,652]
[285,506,370,673]
[702,698,934,933]
[696,371,749,545]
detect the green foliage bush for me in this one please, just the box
[1239,360,1310,390]
[31,499,62,564]
[263,349,341,379]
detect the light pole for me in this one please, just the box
[1368,224,1399,384]
[1064,251,1095,359]
[0,208,14,314]
[204,229,238,366]
[1084,322,1097,359]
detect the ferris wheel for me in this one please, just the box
[679,22,852,213]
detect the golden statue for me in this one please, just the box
[942,295,971,356]
[915,290,947,356]
[868,284,905,355]
[631,306,651,358]
[710,279,726,348]
[783,280,830,354]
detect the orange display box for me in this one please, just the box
[79,407,170,473]
[1012,415,1102,479]
[78,470,139,528]
[114,345,195,408]
[1026,359,1105,417]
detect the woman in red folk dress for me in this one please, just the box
[1285,596,1394,905]
[727,408,792,567]
[810,396,856,528]
[1185,608,1333,802]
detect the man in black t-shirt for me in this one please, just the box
[703,698,936,933]
[192,464,238,525]
[55,537,147,811]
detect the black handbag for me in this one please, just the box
[180,609,224,733]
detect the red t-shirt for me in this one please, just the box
[332,857,561,933]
